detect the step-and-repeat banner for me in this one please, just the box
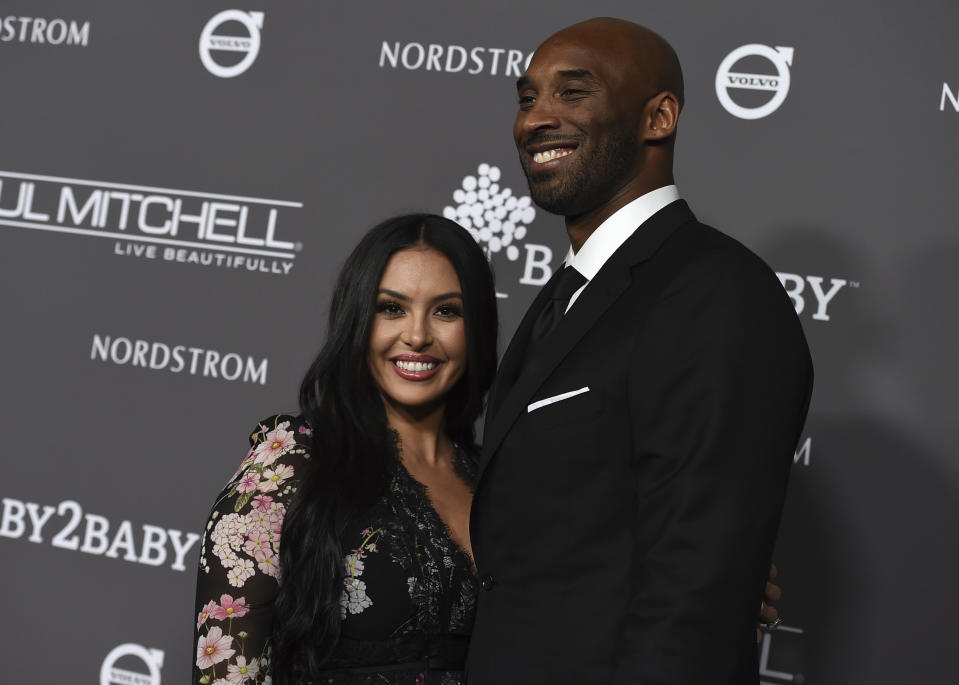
[1,2,955,683]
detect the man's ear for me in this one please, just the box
[643,91,680,140]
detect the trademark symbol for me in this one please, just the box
[295,242,304,252]
[849,280,860,288]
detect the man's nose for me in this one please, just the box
[517,100,561,136]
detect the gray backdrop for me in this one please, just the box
[1,1,956,683]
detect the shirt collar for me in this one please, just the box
[564,185,681,280]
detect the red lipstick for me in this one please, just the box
[390,354,443,382]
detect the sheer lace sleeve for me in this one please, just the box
[192,414,312,684]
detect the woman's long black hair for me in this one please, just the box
[271,214,498,683]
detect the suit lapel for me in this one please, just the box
[478,200,695,482]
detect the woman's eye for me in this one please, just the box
[377,301,404,316]
[435,304,462,318]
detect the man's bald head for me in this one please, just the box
[536,18,684,112]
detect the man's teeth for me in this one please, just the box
[395,360,437,372]
[533,148,573,163]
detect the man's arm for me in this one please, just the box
[615,256,812,684]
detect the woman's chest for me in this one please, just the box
[336,473,478,640]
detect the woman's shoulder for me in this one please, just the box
[198,414,313,589]
[247,413,312,448]
[239,412,312,465]
[219,413,314,509]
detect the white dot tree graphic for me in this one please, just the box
[443,163,537,264]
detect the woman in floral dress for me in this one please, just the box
[193,214,498,685]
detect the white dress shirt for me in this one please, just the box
[564,185,681,312]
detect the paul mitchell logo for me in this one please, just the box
[442,163,554,297]
[380,41,532,77]
[0,171,304,275]
[199,9,264,78]
[100,643,165,685]
[0,16,90,46]
[940,82,959,112]
[716,44,794,120]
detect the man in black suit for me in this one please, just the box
[466,18,812,685]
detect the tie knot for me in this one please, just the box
[524,265,587,354]
[551,266,587,303]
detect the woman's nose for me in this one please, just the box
[402,316,432,349]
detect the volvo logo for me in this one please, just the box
[716,44,794,120]
[199,10,264,78]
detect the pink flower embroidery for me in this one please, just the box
[227,558,255,588]
[236,474,258,494]
[197,600,218,629]
[268,506,285,533]
[246,508,271,532]
[254,546,279,577]
[211,594,249,621]
[251,494,273,512]
[252,427,295,467]
[196,626,235,669]
[243,530,271,557]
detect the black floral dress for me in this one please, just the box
[193,414,478,685]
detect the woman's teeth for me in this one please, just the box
[395,360,437,372]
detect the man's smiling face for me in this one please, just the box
[513,38,645,219]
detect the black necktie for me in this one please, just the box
[528,266,587,347]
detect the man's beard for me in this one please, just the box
[519,129,639,217]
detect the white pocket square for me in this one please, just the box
[527,386,590,413]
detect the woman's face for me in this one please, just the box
[367,247,468,419]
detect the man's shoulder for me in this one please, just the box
[659,216,782,292]
[673,216,768,265]
[617,200,773,282]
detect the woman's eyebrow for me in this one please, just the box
[378,288,409,300]
[377,289,463,302]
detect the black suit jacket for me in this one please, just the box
[466,201,813,685]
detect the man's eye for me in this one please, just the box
[562,89,585,97]
[518,95,536,107]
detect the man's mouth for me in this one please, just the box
[532,148,575,164]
